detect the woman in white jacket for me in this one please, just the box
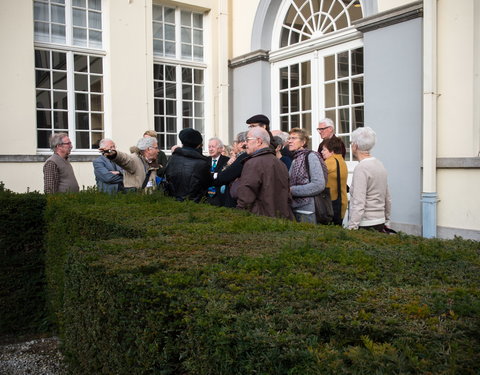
[348,127,392,231]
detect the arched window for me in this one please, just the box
[280,0,363,47]
[271,0,364,161]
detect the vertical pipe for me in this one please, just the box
[217,0,230,142]
[422,0,439,238]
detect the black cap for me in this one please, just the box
[179,128,203,148]
[246,114,270,126]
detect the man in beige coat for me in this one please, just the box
[100,137,159,192]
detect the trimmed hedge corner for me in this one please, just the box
[44,192,480,374]
[0,186,49,334]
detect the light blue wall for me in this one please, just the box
[363,17,423,232]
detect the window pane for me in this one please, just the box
[325,83,335,108]
[351,48,364,75]
[51,24,66,44]
[195,118,204,133]
[165,65,176,81]
[51,4,66,23]
[301,87,311,111]
[324,55,335,81]
[74,55,88,72]
[193,46,203,61]
[181,11,191,26]
[52,72,67,89]
[52,52,67,70]
[89,30,102,48]
[53,91,68,109]
[153,23,163,39]
[194,70,203,84]
[154,99,164,115]
[37,90,51,109]
[301,61,310,86]
[165,42,175,57]
[165,24,175,41]
[53,111,68,129]
[92,132,103,148]
[193,29,203,44]
[183,85,192,100]
[34,22,49,42]
[34,2,49,21]
[183,102,193,117]
[89,0,101,11]
[73,28,87,46]
[193,13,203,28]
[194,102,204,117]
[166,134,177,149]
[165,83,176,98]
[89,11,101,29]
[194,85,203,101]
[164,7,175,23]
[155,117,165,132]
[181,27,191,44]
[352,78,363,104]
[73,0,86,7]
[290,89,299,112]
[337,52,349,78]
[76,93,88,110]
[153,5,163,21]
[76,131,89,148]
[91,113,103,130]
[90,75,103,92]
[166,117,176,132]
[76,113,89,129]
[35,50,50,69]
[338,81,349,106]
[75,74,88,91]
[38,130,51,148]
[290,64,299,87]
[36,71,51,89]
[37,110,52,128]
[280,93,288,114]
[166,100,176,115]
[182,44,192,59]
[182,68,192,83]
[90,57,102,74]
[280,67,288,90]
[73,8,87,27]
[90,94,103,111]
[339,108,350,133]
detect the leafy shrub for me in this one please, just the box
[43,192,480,374]
[0,185,48,334]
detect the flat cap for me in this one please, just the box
[246,114,270,126]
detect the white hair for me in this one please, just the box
[248,127,270,145]
[319,118,335,129]
[99,138,114,149]
[351,126,376,152]
[136,136,157,151]
[208,137,224,149]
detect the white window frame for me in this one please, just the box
[34,0,106,154]
[152,4,208,152]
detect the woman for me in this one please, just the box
[321,137,348,226]
[348,126,392,232]
[288,128,327,223]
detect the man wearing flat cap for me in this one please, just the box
[164,128,211,202]
[246,114,276,149]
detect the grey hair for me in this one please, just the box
[208,137,224,149]
[351,126,376,152]
[49,132,69,150]
[248,127,270,145]
[319,118,335,129]
[136,136,157,151]
[276,131,289,143]
[235,131,248,143]
[99,138,114,149]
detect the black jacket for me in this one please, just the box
[165,147,211,203]
[212,152,249,208]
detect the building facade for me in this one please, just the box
[1,0,479,240]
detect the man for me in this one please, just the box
[93,138,123,193]
[236,127,294,220]
[246,114,275,149]
[206,137,229,206]
[272,129,293,169]
[316,118,346,159]
[143,130,168,175]
[212,131,249,208]
[43,133,79,194]
[101,137,159,192]
[164,128,211,202]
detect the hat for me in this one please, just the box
[179,128,203,148]
[246,114,270,126]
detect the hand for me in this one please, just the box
[99,148,117,159]
[110,171,120,175]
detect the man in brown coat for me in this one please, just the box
[236,127,294,220]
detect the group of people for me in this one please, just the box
[43,116,392,232]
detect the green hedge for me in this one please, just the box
[45,192,480,374]
[0,184,49,334]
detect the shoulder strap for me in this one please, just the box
[304,151,312,181]
[141,169,153,189]
[335,158,341,206]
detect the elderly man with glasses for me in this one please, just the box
[100,137,160,192]
[316,118,346,159]
[43,133,79,194]
[236,127,294,220]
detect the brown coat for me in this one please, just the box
[237,148,294,220]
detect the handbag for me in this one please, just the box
[304,151,334,224]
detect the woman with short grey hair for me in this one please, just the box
[348,127,393,232]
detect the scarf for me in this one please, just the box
[290,149,312,206]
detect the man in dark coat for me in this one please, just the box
[236,127,294,220]
[164,128,211,203]
[206,137,229,206]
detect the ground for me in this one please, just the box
[0,334,65,375]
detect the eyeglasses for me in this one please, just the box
[60,142,72,145]
[287,136,300,141]
[317,127,330,132]
[149,146,159,150]
[246,137,258,141]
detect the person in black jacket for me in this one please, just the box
[211,131,248,208]
[164,128,211,203]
